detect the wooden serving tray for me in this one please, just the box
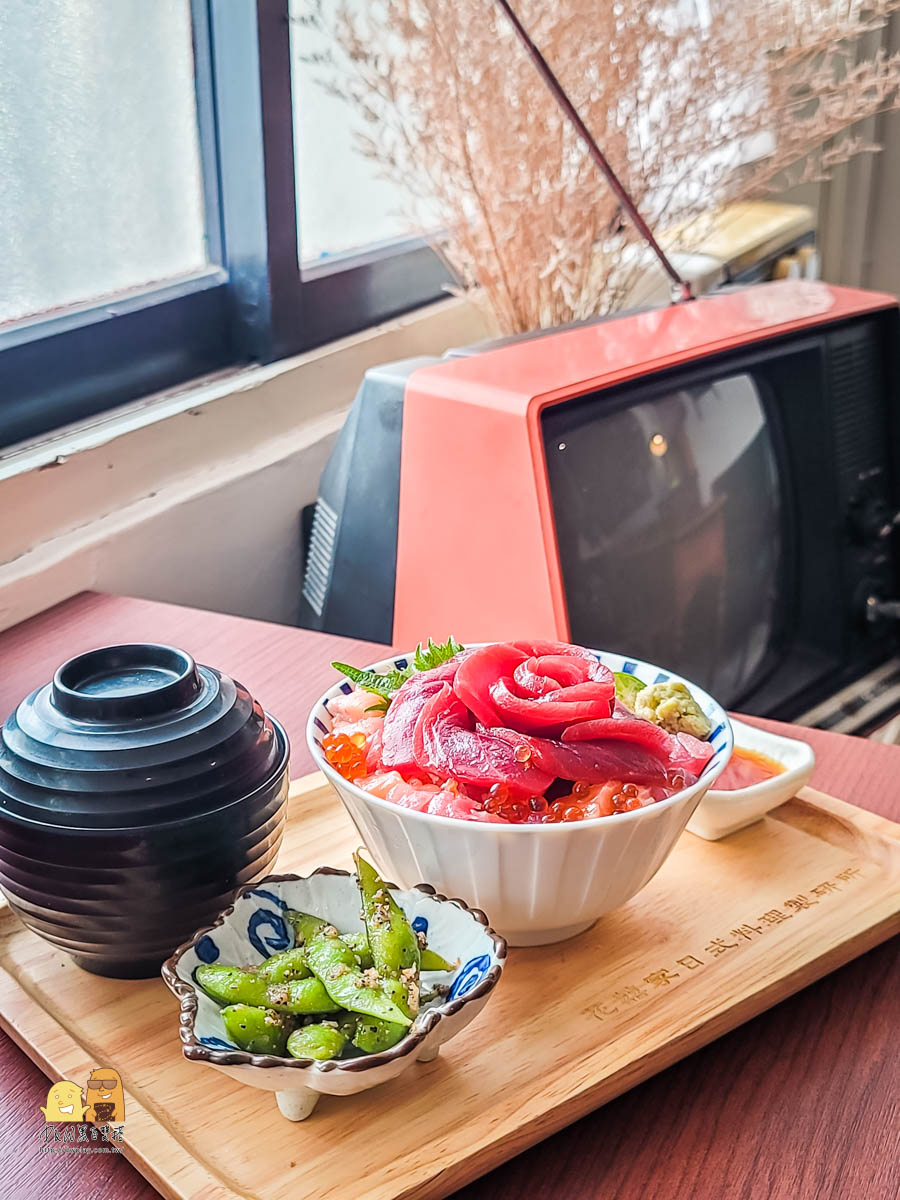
[1,774,898,1200]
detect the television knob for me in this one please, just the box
[865,594,900,624]
[848,497,897,544]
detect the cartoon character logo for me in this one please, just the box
[85,1067,125,1124]
[41,1080,89,1122]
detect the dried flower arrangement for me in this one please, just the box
[296,1,900,333]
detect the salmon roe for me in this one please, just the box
[482,784,550,823]
[542,781,652,822]
[322,731,368,781]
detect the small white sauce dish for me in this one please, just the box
[686,717,816,841]
[162,869,506,1121]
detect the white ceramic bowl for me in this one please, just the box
[686,717,816,840]
[162,869,506,1120]
[307,648,733,946]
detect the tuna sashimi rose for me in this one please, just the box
[456,641,615,734]
[324,639,717,824]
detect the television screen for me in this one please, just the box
[542,372,785,706]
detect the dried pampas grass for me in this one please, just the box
[297,1,900,333]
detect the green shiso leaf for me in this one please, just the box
[330,662,412,701]
[332,636,465,710]
[413,635,464,672]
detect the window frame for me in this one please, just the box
[0,0,450,449]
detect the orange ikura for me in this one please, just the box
[322,731,368,781]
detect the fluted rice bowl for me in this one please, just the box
[308,646,732,945]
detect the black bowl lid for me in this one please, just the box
[51,644,202,721]
[0,643,288,829]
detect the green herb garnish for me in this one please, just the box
[331,635,465,708]
[330,663,412,702]
[413,636,464,672]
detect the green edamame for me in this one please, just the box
[221,1004,291,1055]
[420,947,456,972]
[341,930,375,968]
[286,909,326,945]
[286,1023,347,1061]
[263,975,342,1015]
[380,976,416,1021]
[351,1014,407,1054]
[199,858,457,1061]
[196,964,271,1008]
[257,947,311,984]
[355,853,420,978]
[305,929,411,1027]
[355,853,421,1016]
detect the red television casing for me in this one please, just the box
[393,280,899,648]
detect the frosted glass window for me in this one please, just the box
[0,0,207,326]
[289,0,434,265]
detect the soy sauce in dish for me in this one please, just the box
[715,747,785,791]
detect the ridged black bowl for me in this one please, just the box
[0,644,289,978]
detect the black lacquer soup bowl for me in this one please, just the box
[0,643,289,978]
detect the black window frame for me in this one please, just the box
[0,0,451,448]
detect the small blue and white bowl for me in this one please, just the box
[308,648,734,946]
[162,869,506,1121]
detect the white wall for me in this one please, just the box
[93,428,339,625]
[0,297,490,632]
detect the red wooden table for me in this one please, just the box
[0,592,898,1200]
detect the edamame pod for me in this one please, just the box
[257,947,311,984]
[286,910,372,966]
[286,1023,347,1061]
[420,947,456,972]
[264,976,341,1015]
[196,964,271,1008]
[341,931,374,968]
[351,1015,407,1054]
[221,1004,291,1055]
[355,853,419,977]
[381,976,416,1021]
[335,1011,359,1039]
[305,930,411,1026]
[285,909,326,946]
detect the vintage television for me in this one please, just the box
[300,280,900,721]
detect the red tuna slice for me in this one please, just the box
[489,677,616,734]
[492,728,672,786]
[562,715,675,754]
[561,717,714,777]
[511,640,599,662]
[512,659,562,696]
[453,643,529,728]
[513,655,603,694]
[457,642,614,731]
[413,685,554,799]
[381,659,462,775]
